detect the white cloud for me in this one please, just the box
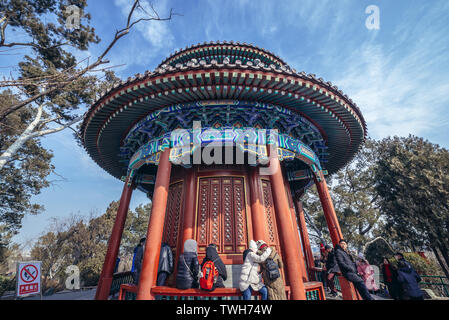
[335,40,449,139]
[307,2,449,141]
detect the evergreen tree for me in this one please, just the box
[374,135,449,277]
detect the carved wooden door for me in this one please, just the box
[162,181,183,248]
[196,177,248,255]
[261,179,281,254]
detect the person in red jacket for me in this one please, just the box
[381,257,400,300]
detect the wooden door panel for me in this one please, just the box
[196,176,248,255]
[162,181,183,248]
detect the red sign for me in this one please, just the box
[19,283,39,295]
[20,264,38,283]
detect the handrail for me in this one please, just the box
[118,282,325,300]
[110,271,134,296]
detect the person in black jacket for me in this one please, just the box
[324,244,340,297]
[157,242,174,286]
[395,253,423,300]
[132,237,146,285]
[334,239,373,300]
[201,244,227,289]
[176,239,199,289]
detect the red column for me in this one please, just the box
[95,177,134,300]
[283,173,308,282]
[137,149,172,300]
[314,174,343,243]
[295,199,315,280]
[180,167,197,248]
[268,146,307,300]
[313,173,361,300]
[248,166,269,242]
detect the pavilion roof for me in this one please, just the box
[81,44,367,180]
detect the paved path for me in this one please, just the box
[325,291,390,300]
[21,288,97,300]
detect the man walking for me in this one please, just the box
[334,239,373,300]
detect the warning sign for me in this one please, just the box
[16,261,41,298]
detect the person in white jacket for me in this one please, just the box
[239,240,272,300]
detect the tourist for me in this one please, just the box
[239,240,271,300]
[114,256,120,274]
[334,239,374,300]
[381,257,400,300]
[324,244,340,297]
[176,239,200,289]
[200,244,227,289]
[132,237,146,284]
[357,256,379,294]
[313,254,322,268]
[320,249,329,291]
[156,242,174,286]
[313,252,327,289]
[256,240,286,300]
[394,252,411,268]
[397,259,424,300]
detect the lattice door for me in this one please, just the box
[196,177,248,255]
[162,181,183,248]
[261,179,281,253]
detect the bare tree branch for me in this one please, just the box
[0,0,175,121]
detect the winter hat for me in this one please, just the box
[249,240,258,252]
[183,239,198,254]
[256,240,267,249]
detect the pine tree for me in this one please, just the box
[374,135,449,277]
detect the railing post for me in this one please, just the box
[442,276,449,297]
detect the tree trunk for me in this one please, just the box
[437,242,449,271]
[0,104,43,170]
[0,103,82,171]
[431,246,449,279]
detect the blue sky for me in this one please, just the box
[5,0,449,246]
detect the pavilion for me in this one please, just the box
[80,41,367,300]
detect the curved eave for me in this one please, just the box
[81,63,367,180]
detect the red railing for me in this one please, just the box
[119,282,325,300]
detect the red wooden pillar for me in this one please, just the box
[283,172,308,282]
[314,173,361,300]
[268,146,307,300]
[314,174,343,242]
[180,167,197,248]
[295,199,315,280]
[95,177,134,300]
[137,149,172,300]
[248,166,269,242]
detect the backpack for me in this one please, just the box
[199,260,219,291]
[265,254,280,280]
